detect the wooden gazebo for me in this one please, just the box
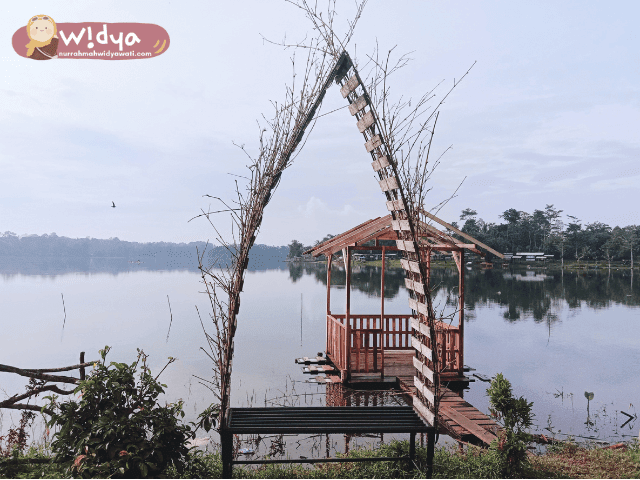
[305,212,503,385]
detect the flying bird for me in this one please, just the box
[111,201,116,208]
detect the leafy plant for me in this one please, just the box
[43,346,192,478]
[486,373,534,478]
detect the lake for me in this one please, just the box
[1,257,638,455]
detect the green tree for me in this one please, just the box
[542,204,563,250]
[532,209,549,250]
[460,208,477,221]
[315,233,335,245]
[601,236,619,269]
[487,373,533,478]
[287,239,305,258]
[45,347,195,478]
[460,208,481,238]
[613,225,639,268]
[500,209,522,253]
[584,222,611,262]
[566,215,583,261]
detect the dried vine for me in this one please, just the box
[195,1,368,429]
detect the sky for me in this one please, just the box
[1,1,639,246]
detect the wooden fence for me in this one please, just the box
[326,315,463,378]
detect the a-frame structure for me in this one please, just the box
[221,51,503,477]
[328,51,444,428]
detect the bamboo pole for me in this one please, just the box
[459,250,465,374]
[380,246,386,378]
[345,246,352,381]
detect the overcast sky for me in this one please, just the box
[2,1,638,246]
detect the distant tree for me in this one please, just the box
[601,236,619,270]
[500,208,522,253]
[584,222,611,261]
[613,225,639,269]
[460,208,477,221]
[542,204,563,249]
[576,246,590,267]
[500,208,521,225]
[314,234,335,246]
[551,230,567,268]
[287,239,305,258]
[460,208,480,238]
[532,209,548,250]
[566,215,583,261]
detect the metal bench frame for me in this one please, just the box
[221,406,436,478]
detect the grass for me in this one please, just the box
[4,439,639,478]
[531,442,640,479]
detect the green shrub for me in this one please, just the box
[44,347,192,478]
[486,373,534,478]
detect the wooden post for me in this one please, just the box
[327,255,332,357]
[409,432,416,462]
[79,352,85,381]
[345,246,352,381]
[459,250,464,374]
[426,429,436,478]
[380,246,386,378]
[426,249,431,291]
[327,254,332,316]
[221,428,233,479]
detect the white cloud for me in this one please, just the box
[297,197,358,218]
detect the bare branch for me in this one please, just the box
[0,364,80,385]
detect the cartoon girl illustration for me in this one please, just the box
[25,15,58,60]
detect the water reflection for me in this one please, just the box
[0,255,287,278]
[287,262,409,299]
[3,259,638,449]
[288,263,640,324]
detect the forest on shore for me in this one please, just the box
[4,203,639,267]
[452,205,638,263]
[288,205,640,264]
[0,231,288,268]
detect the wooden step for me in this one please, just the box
[302,365,338,375]
[306,375,339,384]
[295,356,328,365]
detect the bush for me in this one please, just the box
[44,347,192,478]
[486,373,533,478]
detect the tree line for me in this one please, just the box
[453,205,638,266]
[287,205,640,267]
[0,231,288,268]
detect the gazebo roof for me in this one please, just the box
[304,212,504,258]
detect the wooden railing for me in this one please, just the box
[327,314,347,372]
[381,315,412,350]
[327,314,413,375]
[435,321,462,375]
[350,315,383,374]
[327,314,463,378]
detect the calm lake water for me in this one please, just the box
[1,257,639,454]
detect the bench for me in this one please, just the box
[221,406,435,477]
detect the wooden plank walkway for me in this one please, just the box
[340,350,500,446]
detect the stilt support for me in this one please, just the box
[221,428,233,479]
[426,430,436,478]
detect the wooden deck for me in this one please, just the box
[327,349,500,446]
[399,377,499,446]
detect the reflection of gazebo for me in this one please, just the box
[305,212,502,385]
